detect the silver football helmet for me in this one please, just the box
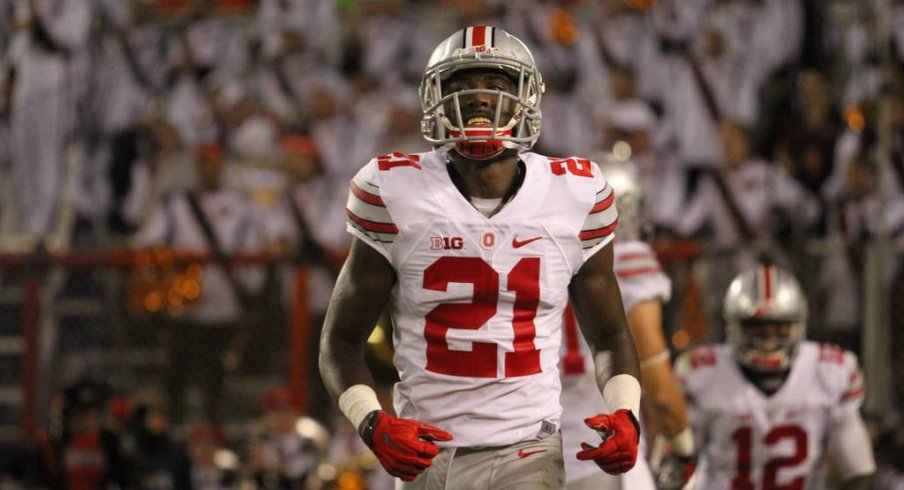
[723,265,807,373]
[419,26,545,160]
[593,152,644,242]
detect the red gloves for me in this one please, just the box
[358,410,453,481]
[576,409,640,474]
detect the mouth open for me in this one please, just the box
[465,116,495,127]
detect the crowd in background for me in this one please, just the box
[2,0,904,487]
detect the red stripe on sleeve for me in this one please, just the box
[579,219,618,241]
[617,252,653,262]
[346,209,398,234]
[350,180,385,207]
[616,267,662,278]
[591,191,615,213]
[841,387,865,401]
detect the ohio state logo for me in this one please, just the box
[481,232,496,249]
[430,236,464,250]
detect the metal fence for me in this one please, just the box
[0,248,318,448]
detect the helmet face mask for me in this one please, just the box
[723,266,807,374]
[419,26,544,160]
[735,319,800,372]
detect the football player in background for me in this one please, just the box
[560,156,694,490]
[319,26,642,489]
[675,265,876,489]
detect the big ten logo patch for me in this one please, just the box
[430,236,464,250]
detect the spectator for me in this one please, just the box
[119,390,184,488]
[2,379,129,488]
[131,143,267,423]
[267,133,349,425]
[242,386,327,488]
[772,69,842,205]
[172,423,237,489]
[4,0,90,242]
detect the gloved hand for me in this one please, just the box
[358,410,453,481]
[653,454,696,490]
[649,430,697,490]
[576,409,640,474]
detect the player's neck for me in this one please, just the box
[446,151,521,199]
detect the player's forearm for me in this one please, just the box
[319,239,395,400]
[319,326,375,401]
[641,362,689,437]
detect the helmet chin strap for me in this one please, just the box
[454,139,506,160]
[446,120,518,160]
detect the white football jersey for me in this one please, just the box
[675,342,866,490]
[346,150,619,447]
[560,241,671,486]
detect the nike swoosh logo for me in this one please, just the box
[518,448,548,458]
[512,236,543,248]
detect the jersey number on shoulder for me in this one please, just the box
[377,152,421,171]
[731,425,808,490]
[549,158,593,177]
[423,256,541,378]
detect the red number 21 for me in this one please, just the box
[423,256,541,378]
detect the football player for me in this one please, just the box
[675,265,876,489]
[319,26,642,488]
[560,156,694,490]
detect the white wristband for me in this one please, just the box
[602,374,641,416]
[669,427,695,456]
[338,384,382,429]
[639,349,671,369]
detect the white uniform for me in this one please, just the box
[6,0,90,237]
[560,241,670,488]
[346,150,618,448]
[675,342,869,489]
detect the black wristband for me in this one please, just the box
[358,409,382,448]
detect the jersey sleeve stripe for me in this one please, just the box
[346,209,399,234]
[614,255,660,271]
[579,219,618,241]
[616,266,663,278]
[350,180,386,207]
[841,386,865,401]
[591,188,615,213]
[616,252,654,262]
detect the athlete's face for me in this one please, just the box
[442,70,518,128]
[739,319,794,354]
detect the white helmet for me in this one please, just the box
[593,152,644,242]
[723,265,807,373]
[419,26,545,160]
